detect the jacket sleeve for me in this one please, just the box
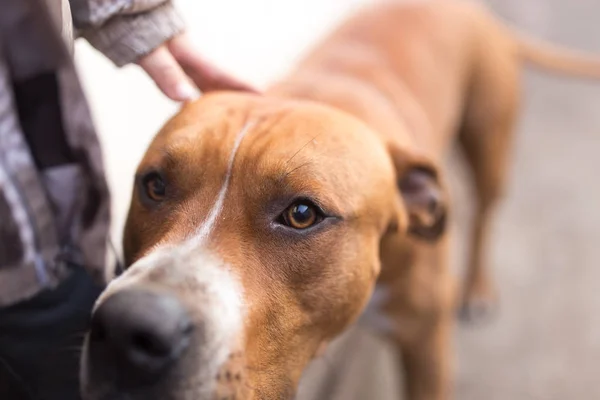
[69,0,185,66]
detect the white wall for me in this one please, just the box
[75,0,369,248]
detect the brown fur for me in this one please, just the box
[83,1,600,399]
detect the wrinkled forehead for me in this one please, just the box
[140,93,397,207]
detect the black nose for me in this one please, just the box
[88,289,193,385]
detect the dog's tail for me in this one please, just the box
[514,33,600,79]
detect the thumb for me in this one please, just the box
[138,45,200,101]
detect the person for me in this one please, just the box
[0,0,253,399]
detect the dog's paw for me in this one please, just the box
[458,284,499,325]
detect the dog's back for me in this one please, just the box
[272,1,506,156]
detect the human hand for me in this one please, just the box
[138,32,256,101]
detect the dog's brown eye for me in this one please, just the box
[281,201,322,230]
[142,172,166,202]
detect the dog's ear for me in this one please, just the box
[388,144,447,241]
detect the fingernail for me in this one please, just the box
[175,82,200,101]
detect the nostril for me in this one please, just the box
[131,331,170,358]
[180,318,195,336]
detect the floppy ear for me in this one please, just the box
[388,144,448,241]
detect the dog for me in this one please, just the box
[80,1,600,399]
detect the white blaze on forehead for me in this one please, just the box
[194,120,255,244]
[99,118,257,314]
[93,121,258,392]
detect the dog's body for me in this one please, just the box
[81,1,600,400]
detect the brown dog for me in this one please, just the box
[81,1,600,399]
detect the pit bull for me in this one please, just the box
[81,1,600,399]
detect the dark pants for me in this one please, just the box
[0,266,103,400]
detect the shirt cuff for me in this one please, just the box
[83,3,185,67]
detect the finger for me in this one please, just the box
[167,34,258,93]
[184,62,257,92]
[138,45,200,101]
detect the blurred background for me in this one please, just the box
[74,0,600,399]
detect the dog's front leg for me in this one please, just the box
[380,239,455,400]
[395,313,453,400]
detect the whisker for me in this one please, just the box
[278,161,313,182]
[284,133,323,166]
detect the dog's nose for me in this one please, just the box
[88,289,193,384]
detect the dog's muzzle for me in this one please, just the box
[87,288,193,387]
[81,247,245,400]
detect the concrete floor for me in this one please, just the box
[297,1,600,399]
[455,1,600,398]
[78,1,600,399]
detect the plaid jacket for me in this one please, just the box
[0,0,183,306]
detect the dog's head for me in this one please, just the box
[81,92,446,400]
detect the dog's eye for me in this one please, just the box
[142,172,166,202]
[279,201,324,230]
